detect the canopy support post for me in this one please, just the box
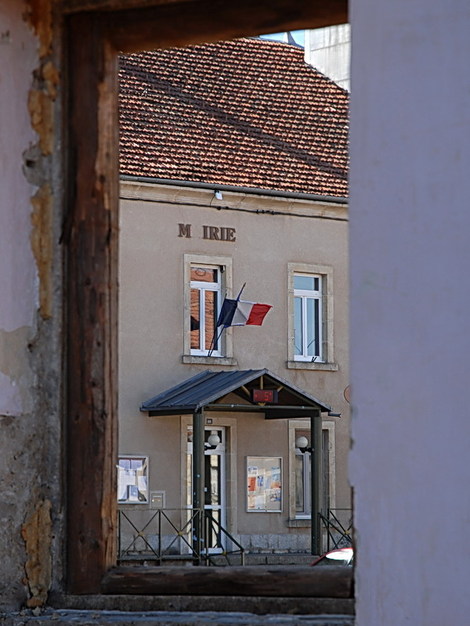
[192,408,205,563]
[311,410,323,556]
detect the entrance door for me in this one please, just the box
[186,425,226,553]
[203,427,226,552]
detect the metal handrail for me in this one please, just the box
[118,508,246,565]
[203,510,246,566]
[119,508,200,563]
[319,508,353,551]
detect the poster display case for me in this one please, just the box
[117,456,149,503]
[246,456,282,512]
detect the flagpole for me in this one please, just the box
[236,282,246,301]
[207,284,246,357]
[207,325,225,357]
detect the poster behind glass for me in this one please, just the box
[117,455,149,503]
[246,456,282,512]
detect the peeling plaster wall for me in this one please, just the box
[0,1,37,336]
[0,0,63,610]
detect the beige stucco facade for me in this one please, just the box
[118,179,350,558]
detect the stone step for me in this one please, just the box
[1,609,355,626]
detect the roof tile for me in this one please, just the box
[119,38,349,197]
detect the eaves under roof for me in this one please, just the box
[119,37,349,198]
[140,369,334,418]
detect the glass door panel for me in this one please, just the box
[186,426,226,553]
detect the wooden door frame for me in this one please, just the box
[64,0,348,595]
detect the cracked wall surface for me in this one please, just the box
[21,500,52,608]
[0,0,63,610]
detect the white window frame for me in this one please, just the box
[294,439,311,517]
[183,254,235,365]
[190,266,222,357]
[287,262,337,371]
[294,273,323,362]
[287,419,336,523]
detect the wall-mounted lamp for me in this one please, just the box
[214,190,223,201]
[295,435,313,454]
[328,411,341,418]
[205,431,221,450]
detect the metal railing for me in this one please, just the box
[320,508,353,551]
[118,508,245,565]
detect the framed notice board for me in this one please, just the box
[117,456,149,504]
[246,456,282,512]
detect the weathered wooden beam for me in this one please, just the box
[62,0,348,36]
[65,12,119,594]
[62,0,192,12]
[102,565,354,597]
[104,0,348,52]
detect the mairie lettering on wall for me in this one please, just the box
[178,223,236,242]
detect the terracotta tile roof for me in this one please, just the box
[119,38,349,198]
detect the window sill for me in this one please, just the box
[287,518,311,528]
[182,355,238,366]
[286,360,338,371]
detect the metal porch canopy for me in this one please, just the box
[140,369,336,556]
[140,369,335,418]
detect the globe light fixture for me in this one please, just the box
[206,431,221,449]
[295,435,313,454]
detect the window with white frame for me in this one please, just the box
[287,263,337,370]
[288,420,335,523]
[294,428,332,517]
[295,430,311,516]
[183,255,234,363]
[294,273,323,361]
[190,265,222,355]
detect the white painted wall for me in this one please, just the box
[305,25,350,91]
[0,2,37,414]
[350,0,470,623]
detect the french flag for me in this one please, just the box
[217,298,272,328]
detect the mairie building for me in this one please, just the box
[117,37,350,563]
